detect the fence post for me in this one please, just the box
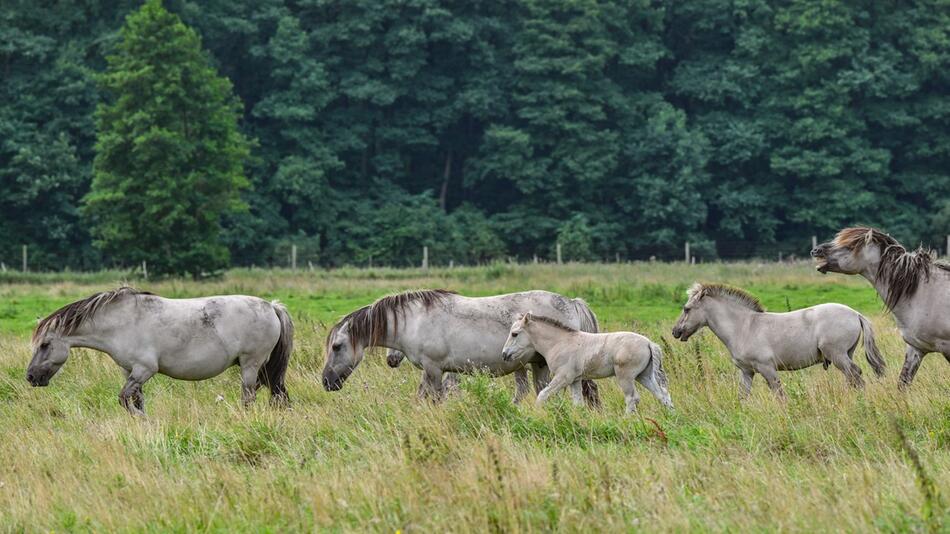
[449,260,454,268]
[308,261,314,272]
[22,245,27,272]
[0,262,5,272]
[556,243,562,265]
[812,235,817,250]
[422,246,428,270]
[533,254,538,264]
[946,235,949,258]
[291,244,297,270]
[684,242,690,263]
[142,261,148,280]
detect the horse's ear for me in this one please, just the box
[523,311,532,323]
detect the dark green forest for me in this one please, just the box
[2,0,949,272]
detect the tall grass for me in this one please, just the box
[0,262,947,531]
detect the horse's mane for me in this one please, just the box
[689,282,765,312]
[32,287,152,344]
[327,289,456,350]
[833,227,950,310]
[526,314,577,332]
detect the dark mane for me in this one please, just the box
[834,227,950,310]
[326,289,456,350]
[690,282,765,312]
[32,287,152,344]
[528,314,577,332]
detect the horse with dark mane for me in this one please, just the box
[322,289,601,405]
[27,287,293,414]
[813,227,950,387]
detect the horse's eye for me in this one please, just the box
[332,343,342,352]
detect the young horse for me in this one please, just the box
[671,283,885,399]
[26,287,293,415]
[812,227,950,388]
[322,289,601,404]
[501,313,673,413]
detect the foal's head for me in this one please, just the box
[672,283,764,342]
[501,313,534,362]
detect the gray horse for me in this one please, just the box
[813,227,950,387]
[27,287,293,414]
[322,289,600,404]
[671,283,885,399]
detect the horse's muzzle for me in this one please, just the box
[810,246,832,273]
[501,348,515,362]
[26,370,50,387]
[321,368,349,391]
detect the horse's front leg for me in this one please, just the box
[898,345,926,390]
[738,368,755,399]
[512,367,530,404]
[754,365,785,400]
[119,364,156,416]
[418,365,445,402]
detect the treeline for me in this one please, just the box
[2,0,949,272]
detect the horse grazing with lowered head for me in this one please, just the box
[671,283,885,399]
[813,227,950,388]
[27,287,293,415]
[322,289,601,405]
[501,313,673,413]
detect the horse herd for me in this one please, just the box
[24,227,949,415]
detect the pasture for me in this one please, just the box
[0,262,947,532]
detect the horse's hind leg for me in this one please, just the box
[119,364,156,416]
[615,367,641,413]
[569,381,585,406]
[754,365,786,400]
[828,350,864,388]
[635,368,673,409]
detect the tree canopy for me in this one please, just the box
[1,0,947,271]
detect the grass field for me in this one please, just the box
[0,262,947,532]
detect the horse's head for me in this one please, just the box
[26,333,70,387]
[322,320,365,391]
[811,228,882,275]
[672,286,709,342]
[502,313,534,362]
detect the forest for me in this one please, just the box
[2,0,949,273]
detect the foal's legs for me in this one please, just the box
[513,368,531,404]
[754,364,785,400]
[119,364,156,416]
[898,345,926,390]
[738,368,755,399]
[535,370,573,405]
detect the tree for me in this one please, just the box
[83,0,249,276]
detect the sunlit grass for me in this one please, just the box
[0,262,946,531]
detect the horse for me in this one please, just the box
[386,348,462,393]
[26,287,293,415]
[812,226,950,388]
[671,283,885,399]
[501,313,673,413]
[322,289,601,404]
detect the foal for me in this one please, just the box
[501,313,673,413]
[671,283,885,399]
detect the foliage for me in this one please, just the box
[82,0,250,276]
[1,0,949,269]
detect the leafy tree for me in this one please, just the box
[83,0,250,276]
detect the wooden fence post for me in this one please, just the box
[422,246,429,270]
[684,242,690,263]
[22,245,27,272]
[556,243,562,265]
[291,244,297,270]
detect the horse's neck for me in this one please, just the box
[65,303,128,355]
[526,323,570,354]
[859,259,892,305]
[704,299,754,352]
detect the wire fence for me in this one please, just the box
[5,235,924,274]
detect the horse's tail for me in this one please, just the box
[572,297,600,334]
[571,297,601,408]
[260,301,294,406]
[858,313,886,378]
[647,342,674,410]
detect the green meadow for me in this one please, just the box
[0,262,947,532]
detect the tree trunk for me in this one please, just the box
[439,150,452,212]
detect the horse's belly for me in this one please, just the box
[158,352,237,380]
[773,351,820,371]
